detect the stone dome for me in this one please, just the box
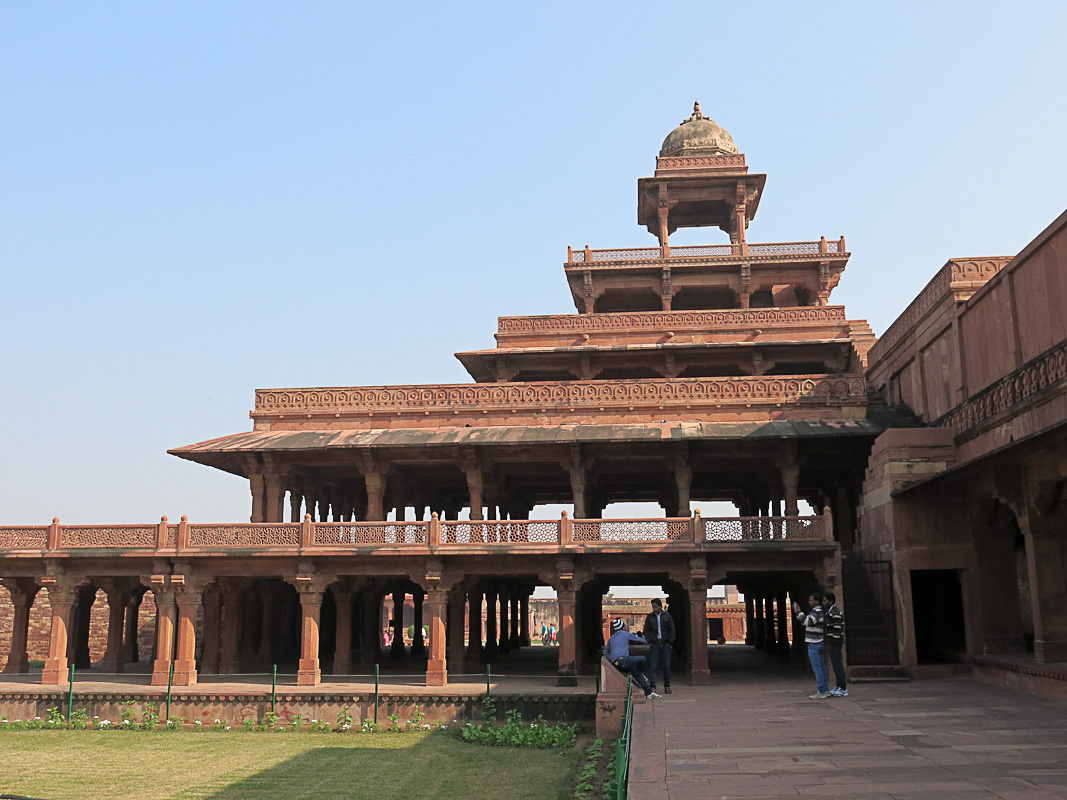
[659,101,738,158]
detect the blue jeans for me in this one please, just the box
[807,642,829,693]
[825,642,846,690]
[647,642,672,689]
[614,655,653,696]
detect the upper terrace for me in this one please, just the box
[563,239,850,313]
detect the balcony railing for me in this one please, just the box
[0,511,834,555]
[567,238,846,265]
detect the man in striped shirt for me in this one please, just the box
[793,591,830,699]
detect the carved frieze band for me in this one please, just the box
[869,258,1012,365]
[498,306,847,333]
[655,154,747,170]
[937,339,1067,437]
[254,376,868,415]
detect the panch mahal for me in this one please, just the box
[2,103,1065,700]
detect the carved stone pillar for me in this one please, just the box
[689,562,711,684]
[2,579,39,674]
[332,589,353,674]
[764,595,777,655]
[219,584,242,674]
[249,473,266,523]
[753,591,765,648]
[200,587,221,674]
[360,588,380,667]
[465,464,485,521]
[390,590,406,658]
[509,594,520,648]
[782,465,800,518]
[743,595,755,646]
[363,467,386,522]
[41,579,80,685]
[150,585,177,686]
[498,590,511,654]
[520,593,531,647]
[101,584,128,673]
[675,462,692,518]
[467,589,483,662]
[265,474,285,523]
[556,587,577,686]
[290,578,333,686]
[289,484,303,522]
[1021,511,1067,663]
[256,586,276,665]
[484,589,499,658]
[776,590,791,659]
[447,588,467,671]
[123,589,144,664]
[426,589,448,686]
[411,588,426,656]
[173,587,203,686]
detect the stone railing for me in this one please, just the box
[0,511,835,554]
[868,257,1012,366]
[566,238,846,265]
[936,338,1067,440]
[497,306,848,334]
[253,375,869,418]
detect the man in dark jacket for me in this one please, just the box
[822,592,847,696]
[642,598,676,694]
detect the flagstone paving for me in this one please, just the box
[629,648,1067,800]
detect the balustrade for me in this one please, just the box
[566,238,847,266]
[0,512,834,553]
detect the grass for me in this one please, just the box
[0,731,579,800]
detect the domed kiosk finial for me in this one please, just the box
[660,101,738,158]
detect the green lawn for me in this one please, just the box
[0,731,579,800]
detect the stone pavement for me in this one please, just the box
[629,646,1067,800]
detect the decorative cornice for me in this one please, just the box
[253,376,868,418]
[497,307,848,334]
[936,339,1067,440]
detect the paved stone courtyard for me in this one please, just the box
[630,648,1067,800]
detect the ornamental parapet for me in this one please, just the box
[867,257,1012,367]
[496,306,848,335]
[565,238,847,266]
[0,513,834,556]
[251,375,868,424]
[935,338,1067,441]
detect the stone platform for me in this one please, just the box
[629,647,1067,800]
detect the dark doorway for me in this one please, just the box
[910,570,966,663]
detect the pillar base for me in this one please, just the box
[151,659,173,686]
[333,660,353,676]
[101,660,125,674]
[172,660,197,686]
[690,669,712,685]
[1036,639,1067,663]
[557,672,578,688]
[410,643,426,657]
[4,655,29,674]
[41,657,68,685]
[297,658,321,686]
[426,659,447,686]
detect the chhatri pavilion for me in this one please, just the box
[2,103,1065,701]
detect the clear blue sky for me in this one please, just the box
[2,1,1065,524]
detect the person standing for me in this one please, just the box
[793,591,829,699]
[822,592,847,697]
[642,598,675,694]
[603,618,661,699]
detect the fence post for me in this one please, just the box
[66,664,74,724]
[692,508,702,545]
[177,515,190,549]
[300,513,314,549]
[47,517,61,550]
[428,512,441,551]
[374,663,380,724]
[166,661,174,721]
[156,516,170,549]
[560,511,572,547]
[271,664,277,714]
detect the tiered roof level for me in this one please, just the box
[171,103,878,528]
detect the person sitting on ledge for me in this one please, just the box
[603,618,661,699]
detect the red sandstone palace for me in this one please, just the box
[2,103,1065,695]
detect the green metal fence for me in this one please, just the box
[606,678,634,800]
